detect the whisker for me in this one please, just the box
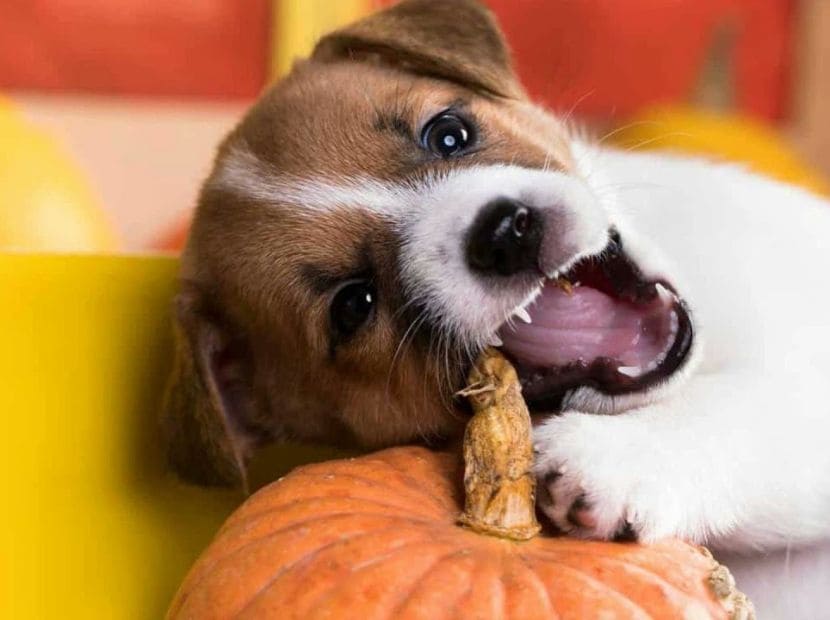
[436,326,465,420]
[589,181,673,193]
[559,90,596,128]
[618,132,695,152]
[595,120,667,146]
[542,149,553,174]
[385,304,429,401]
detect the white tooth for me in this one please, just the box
[514,307,532,323]
[617,365,642,378]
[655,282,674,304]
[488,334,503,347]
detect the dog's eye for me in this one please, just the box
[422,113,474,157]
[330,280,376,340]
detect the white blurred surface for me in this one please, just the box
[719,541,830,620]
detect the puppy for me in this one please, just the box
[164,0,830,563]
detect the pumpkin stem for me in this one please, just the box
[458,348,541,541]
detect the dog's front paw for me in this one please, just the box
[534,412,691,543]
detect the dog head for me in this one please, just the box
[162,0,696,487]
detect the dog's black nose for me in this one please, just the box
[466,198,543,276]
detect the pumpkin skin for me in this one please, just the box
[168,447,746,619]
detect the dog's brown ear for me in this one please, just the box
[312,0,522,99]
[161,285,258,489]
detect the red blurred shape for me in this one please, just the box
[0,0,270,99]
[490,0,795,121]
[373,0,795,122]
[155,215,189,253]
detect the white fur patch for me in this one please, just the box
[212,146,416,217]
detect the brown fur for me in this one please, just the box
[162,0,574,486]
[313,0,523,100]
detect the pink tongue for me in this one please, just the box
[499,283,673,369]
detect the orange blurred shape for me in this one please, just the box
[0,0,270,98]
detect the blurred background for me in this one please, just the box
[1,0,829,253]
[2,3,829,617]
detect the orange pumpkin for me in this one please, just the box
[168,446,750,619]
[170,351,751,618]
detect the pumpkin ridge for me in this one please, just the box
[245,542,465,619]
[386,548,480,618]
[573,551,712,603]
[176,515,440,612]
[448,550,507,620]
[234,472,444,522]
[519,538,696,564]
[526,545,692,582]
[395,551,495,620]
[297,540,461,617]
[496,553,510,620]
[596,557,710,612]
[230,526,447,618]
[371,450,462,510]
[214,470,448,538]
[530,549,708,615]
[515,554,560,619]
[448,563,478,618]
[171,517,390,616]
[586,540,715,576]
[350,454,459,507]
[277,469,451,513]
[218,495,449,539]
[527,556,655,619]
[528,542,716,598]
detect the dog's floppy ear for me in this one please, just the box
[312,0,523,99]
[161,284,258,489]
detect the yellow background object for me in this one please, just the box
[0,254,344,619]
[271,0,373,78]
[610,106,830,197]
[0,99,119,252]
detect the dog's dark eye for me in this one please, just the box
[422,113,474,157]
[330,280,376,340]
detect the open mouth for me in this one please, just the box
[496,233,694,411]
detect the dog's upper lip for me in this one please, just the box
[493,238,694,409]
